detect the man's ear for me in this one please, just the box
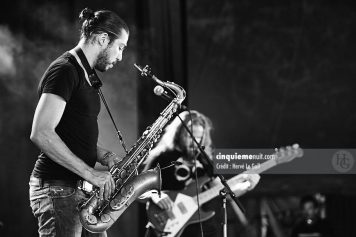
[97,33,109,47]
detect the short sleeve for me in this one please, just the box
[41,63,78,102]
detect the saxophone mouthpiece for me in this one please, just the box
[134,63,165,86]
[134,63,142,72]
[134,63,151,77]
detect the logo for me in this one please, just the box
[332,150,354,173]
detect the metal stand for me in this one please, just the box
[144,223,151,237]
[220,189,228,237]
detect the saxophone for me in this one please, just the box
[78,65,186,233]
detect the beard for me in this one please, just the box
[94,47,113,72]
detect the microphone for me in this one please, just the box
[154,85,187,110]
[154,85,174,101]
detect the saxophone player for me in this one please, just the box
[29,8,129,237]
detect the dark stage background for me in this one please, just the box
[1,0,356,237]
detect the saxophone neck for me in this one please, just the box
[161,81,186,104]
[134,64,186,104]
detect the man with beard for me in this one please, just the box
[29,8,129,237]
[142,111,260,237]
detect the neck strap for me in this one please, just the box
[69,47,128,154]
[71,47,103,89]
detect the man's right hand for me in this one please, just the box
[88,169,116,200]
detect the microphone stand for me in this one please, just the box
[220,189,228,237]
[136,62,246,236]
[175,112,246,237]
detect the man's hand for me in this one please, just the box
[100,151,122,170]
[151,193,174,210]
[232,174,260,195]
[88,169,116,200]
[244,173,260,190]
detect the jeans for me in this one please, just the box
[29,177,107,237]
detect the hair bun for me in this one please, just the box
[79,8,95,21]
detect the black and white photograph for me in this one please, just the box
[0,0,355,236]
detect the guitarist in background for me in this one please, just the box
[142,110,260,237]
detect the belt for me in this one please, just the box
[29,176,80,188]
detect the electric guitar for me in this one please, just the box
[146,144,303,237]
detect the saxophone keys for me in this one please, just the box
[129,164,136,171]
[110,198,122,210]
[120,187,127,195]
[126,185,134,196]
[115,178,123,187]
[100,214,111,223]
[86,214,98,225]
[119,170,127,178]
[129,185,134,192]
[110,195,127,211]
[143,130,149,136]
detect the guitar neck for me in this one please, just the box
[193,158,277,205]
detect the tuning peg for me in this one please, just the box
[279,148,286,158]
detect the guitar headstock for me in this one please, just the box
[274,144,303,164]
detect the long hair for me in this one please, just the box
[144,111,214,169]
[78,8,129,43]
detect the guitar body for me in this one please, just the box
[147,176,216,237]
[146,144,303,237]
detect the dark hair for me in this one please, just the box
[79,8,129,42]
[300,195,319,208]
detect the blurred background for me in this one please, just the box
[1,0,356,236]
